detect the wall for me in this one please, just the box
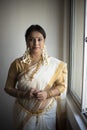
[0,0,69,129]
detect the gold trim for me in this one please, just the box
[16,98,54,129]
[45,61,65,90]
[16,61,65,129]
[16,98,54,116]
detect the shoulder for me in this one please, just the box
[49,56,67,65]
[49,56,67,72]
[9,57,25,72]
[10,57,22,67]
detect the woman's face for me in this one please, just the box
[27,31,45,54]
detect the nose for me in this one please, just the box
[33,39,38,46]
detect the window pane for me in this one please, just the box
[82,43,87,112]
[82,0,87,112]
[70,0,84,102]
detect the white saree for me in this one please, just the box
[12,57,67,130]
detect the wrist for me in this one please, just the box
[47,88,61,99]
[47,90,53,98]
[17,90,27,98]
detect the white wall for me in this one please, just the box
[0,0,69,129]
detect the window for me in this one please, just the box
[82,0,87,113]
[69,0,87,115]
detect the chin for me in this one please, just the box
[33,48,41,53]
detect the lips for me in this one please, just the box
[33,47,40,49]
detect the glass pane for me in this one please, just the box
[70,0,84,102]
[82,0,87,112]
[82,43,87,112]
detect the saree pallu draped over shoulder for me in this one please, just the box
[48,62,68,130]
[5,57,67,130]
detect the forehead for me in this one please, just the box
[29,31,44,38]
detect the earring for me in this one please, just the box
[42,45,49,65]
[21,47,31,64]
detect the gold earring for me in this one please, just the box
[21,47,31,64]
[42,45,49,65]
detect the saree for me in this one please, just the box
[5,56,67,130]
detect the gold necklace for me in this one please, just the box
[29,58,42,81]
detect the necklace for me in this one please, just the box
[29,58,42,81]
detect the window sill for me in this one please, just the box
[67,94,87,130]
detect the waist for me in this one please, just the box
[16,98,55,115]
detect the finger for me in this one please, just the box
[37,93,43,98]
[33,90,41,94]
[37,97,43,100]
[37,91,43,95]
[36,94,42,98]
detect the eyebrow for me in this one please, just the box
[29,36,43,39]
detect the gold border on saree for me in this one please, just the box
[16,98,54,116]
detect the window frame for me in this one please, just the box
[69,0,86,113]
[81,0,87,114]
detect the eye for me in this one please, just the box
[38,38,43,42]
[28,38,34,42]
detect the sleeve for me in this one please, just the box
[53,63,68,94]
[5,59,21,89]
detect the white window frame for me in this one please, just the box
[81,0,87,113]
[69,0,87,115]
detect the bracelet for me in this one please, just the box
[56,87,61,96]
[47,90,53,98]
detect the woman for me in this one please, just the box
[4,25,68,130]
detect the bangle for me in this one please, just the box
[47,90,53,98]
[56,87,61,96]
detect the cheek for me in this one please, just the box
[41,45,44,49]
[40,42,44,49]
[27,43,32,48]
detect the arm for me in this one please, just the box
[47,63,68,98]
[25,62,67,101]
[34,63,67,101]
[4,59,26,98]
[4,87,26,98]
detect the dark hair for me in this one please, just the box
[25,24,46,42]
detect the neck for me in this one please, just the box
[30,52,42,61]
[31,53,41,58]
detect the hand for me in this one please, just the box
[25,88,37,99]
[34,90,48,101]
